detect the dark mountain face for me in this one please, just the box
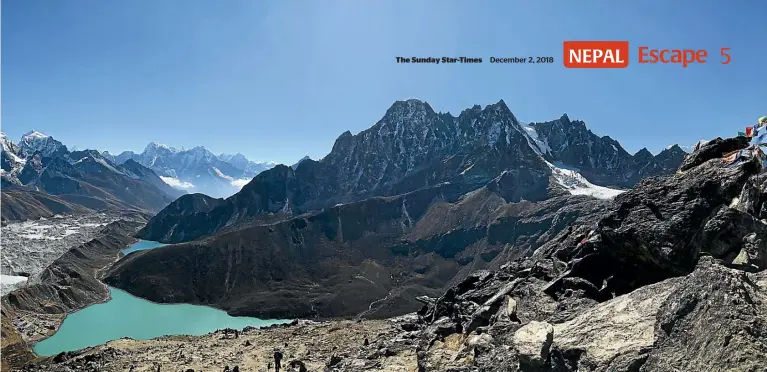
[138,100,559,242]
[531,114,684,187]
[140,100,685,244]
[109,183,608,319]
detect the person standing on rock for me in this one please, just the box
[273,348,283,372]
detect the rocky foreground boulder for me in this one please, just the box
[15,137,767,372]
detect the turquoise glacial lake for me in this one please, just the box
[34,242,290,356]
[121,239,167,254]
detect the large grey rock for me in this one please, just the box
[512,321,554,369]
[550,275,680,371]
[640,258,767,372]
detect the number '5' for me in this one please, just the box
[720,48,731,64]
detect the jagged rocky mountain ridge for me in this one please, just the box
[1,132,182,220]
[530,115,687,187]
[101,143,276,198]
[138,99,688,244]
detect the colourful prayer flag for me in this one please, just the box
[746,126,755,137]
[738,131,747,137]
[723,151,739,164]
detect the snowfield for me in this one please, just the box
[546,161,625,199]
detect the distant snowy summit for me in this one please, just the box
[18,130,69,158]
[101,143,279,198]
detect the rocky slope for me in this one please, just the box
[138,100,682,244]
[24,135,767,372]
[106,182,608,320]
[0,190,93,222]
[0,217,147,371]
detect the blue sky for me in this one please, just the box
[2,0,766,165]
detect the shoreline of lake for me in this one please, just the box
[33,239,290,357]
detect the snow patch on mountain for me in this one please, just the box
[292,156,311,169]
[2,135,25,166]
[22,131,48,140]
[546,161,625,199]
[213,167,251,189]
[522,124,551,156]
[96,157,122,173]
[160,176,195,190]
[230,178,251,188]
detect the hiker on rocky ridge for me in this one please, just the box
[274,348,283,372]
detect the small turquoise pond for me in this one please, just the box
[34,242,290,356]
[121,239,167,254]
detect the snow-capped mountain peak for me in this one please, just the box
[22,130,49,141]
[98,142,277,197]
[144,142,178,153]
[18,130,68,158]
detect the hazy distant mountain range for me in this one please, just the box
[101,143,277,198]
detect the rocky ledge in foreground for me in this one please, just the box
[18,136,767,372]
